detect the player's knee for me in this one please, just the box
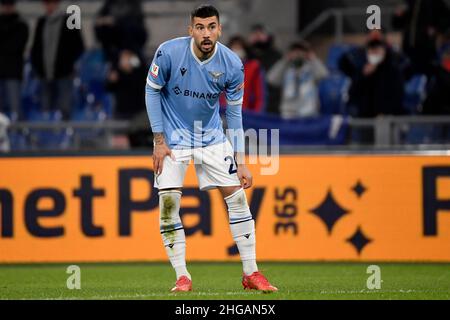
[225,188,252,223]
[220,186,241,198]
[159,189,182,226]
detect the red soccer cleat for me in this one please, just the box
[242,271,278,293]
[170,275,192,292]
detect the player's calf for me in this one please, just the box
[225,188,258,275]
[159,190,192,285]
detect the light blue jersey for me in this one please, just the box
[145,37,245,150]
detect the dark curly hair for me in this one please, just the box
[190,4,220,23]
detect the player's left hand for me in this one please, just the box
[237,164,253,189]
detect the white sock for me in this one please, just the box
[175,265,191,280]
[164,238,192,280]
[243,259,258,276]
[234,225,258,275]
[159,190,191,280]
[225,188,259,276]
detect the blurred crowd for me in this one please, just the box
[0,0,149,124]
[1,0,450,147]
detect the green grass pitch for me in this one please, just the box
[0,262,449,300]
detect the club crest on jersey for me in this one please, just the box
[150,63,159,78]
[209,71,224,82]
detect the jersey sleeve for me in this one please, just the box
[225,62,245,106]
[225,61,245,153]
[146,44,171,90]
[145,43,171,133]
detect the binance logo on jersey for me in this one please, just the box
[172,87,219,100]
[173,86,182,95]
[183,89,220,100]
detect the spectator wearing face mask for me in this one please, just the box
[267,41,328,119]
[223,35,266,113]
[339,31,407,118]
[248,24,282,115]
[422,41,450,115]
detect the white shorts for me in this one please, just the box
[154,141,241,191]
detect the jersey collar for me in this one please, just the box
[190,37,219,65]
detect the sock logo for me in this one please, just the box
[168,243,174,249]
[228,188,266,256]
[244,234,251,239]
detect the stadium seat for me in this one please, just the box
[404,125,450,144]
[72,104,107,122]
[76,49,108,86]
[242,111,348,145]
[21,62,42,120]
[326,44,357,71]
[71,102,111,149]
[27,110,73,150]
[74,49,113,119]
[8,130,30,151]
[403,74,427,114]
[319,74,351,115]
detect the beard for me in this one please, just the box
[197,39,215,55]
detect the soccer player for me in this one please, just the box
[145,4,277,293]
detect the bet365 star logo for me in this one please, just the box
[309,180,373,255]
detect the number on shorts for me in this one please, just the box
[224,156,238,175]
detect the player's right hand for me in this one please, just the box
[152,143,175,175]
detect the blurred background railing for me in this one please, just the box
[6,116,450,152]
[299,7,398,44]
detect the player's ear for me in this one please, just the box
[188,24,193,36]
[218,24,222,38]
